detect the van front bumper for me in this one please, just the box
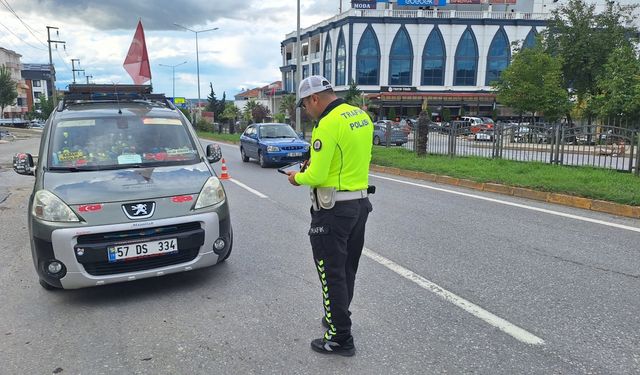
[33,212,230,289]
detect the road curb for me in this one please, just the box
[370,164,640,219]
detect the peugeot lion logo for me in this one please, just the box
[122,201,155,220]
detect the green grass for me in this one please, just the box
[372,147,640,206]
[197,131,241,144]
[197,131,640,206]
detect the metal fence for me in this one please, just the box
[404,120,640,175]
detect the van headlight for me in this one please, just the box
[266,145,280,152]
[194,177,226,209]
[32,190,80,222]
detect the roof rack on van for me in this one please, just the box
[57,84,176,112]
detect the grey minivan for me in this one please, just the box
[13,85,233,290]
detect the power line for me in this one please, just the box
[0,0,47,47]
[0,20,46,51]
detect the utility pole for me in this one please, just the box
[71,59,85,84]
[46,26,65,104]
[339,0,343,13]
[295,0,301,133]
[85,75,93,84]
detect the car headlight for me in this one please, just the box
[32,190,80,222]
[303,145,309,151]
[266,145,280,152]
[194,177,226,209]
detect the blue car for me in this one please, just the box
[240,123,310,168]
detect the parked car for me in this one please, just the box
[13,84,233,290]
[399,118,416,134]
[240,123,310,167]
[443,120,472,135]
[480,117,495,129]
[510,125,554,144]
[373,121,408,146]
[474,131,494,142]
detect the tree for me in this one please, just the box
[206,82,219,115]
[243,99,258,124]
[38,95,55,121]
[274,113,286,123]
[591,44,640,124]
[442,108,451,123]
[387,107,397,121]
[279,94,296,124]
[0,66,18,119]
[221,102,239,123]
[251,103,270,123]
[217,91,227,117]
[344,80,362,106]
[179,107,192,123]
[493,45,571,122]
[544,0,639,102]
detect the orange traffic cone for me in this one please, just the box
[219,158,230,180]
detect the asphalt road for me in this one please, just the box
[0,135,639,374]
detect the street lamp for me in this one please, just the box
[159,61,187,100]
[173,23,219,122]
[295,0,301,133]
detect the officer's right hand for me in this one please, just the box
[286,171,300,186]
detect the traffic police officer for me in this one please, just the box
[286,75,373,357]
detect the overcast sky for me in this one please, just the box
[1,0,637,100]
[0,0,340,99]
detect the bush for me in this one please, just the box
[196,119,211,132]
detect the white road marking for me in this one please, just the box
[226,178,268,199]
[370,174,640,234]
[362,247,545,346]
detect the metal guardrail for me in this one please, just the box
[404,121,640,175]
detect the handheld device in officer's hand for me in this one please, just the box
[277,162,302,175]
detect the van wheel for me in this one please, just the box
[240,147,249,162]
[39,279,59,291]
[396,142,403,146]
[219,227,233,262]
[373,136,381,145]
[258,151,268,168]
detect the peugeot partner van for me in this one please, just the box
[13,85,233,290]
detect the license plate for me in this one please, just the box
[107,238,177,262]
[287,152,303,157]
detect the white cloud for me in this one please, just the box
[2,0,337,99]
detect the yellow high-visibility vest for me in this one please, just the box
[295,100,373,191]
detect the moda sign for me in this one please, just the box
[351,0,377,9]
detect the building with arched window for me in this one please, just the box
[281,0,550,120]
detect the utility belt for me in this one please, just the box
[310,186,376,211]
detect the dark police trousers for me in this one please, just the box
[309,197,372,343]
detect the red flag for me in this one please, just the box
[123,20,151,85]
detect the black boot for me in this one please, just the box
[310,337,355,357]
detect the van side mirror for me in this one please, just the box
[297,131,304,139]
[13,153,35,176]
[206,144,222,163]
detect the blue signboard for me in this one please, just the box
[397,0,447,6]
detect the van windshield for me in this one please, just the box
[48,116,199,170]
